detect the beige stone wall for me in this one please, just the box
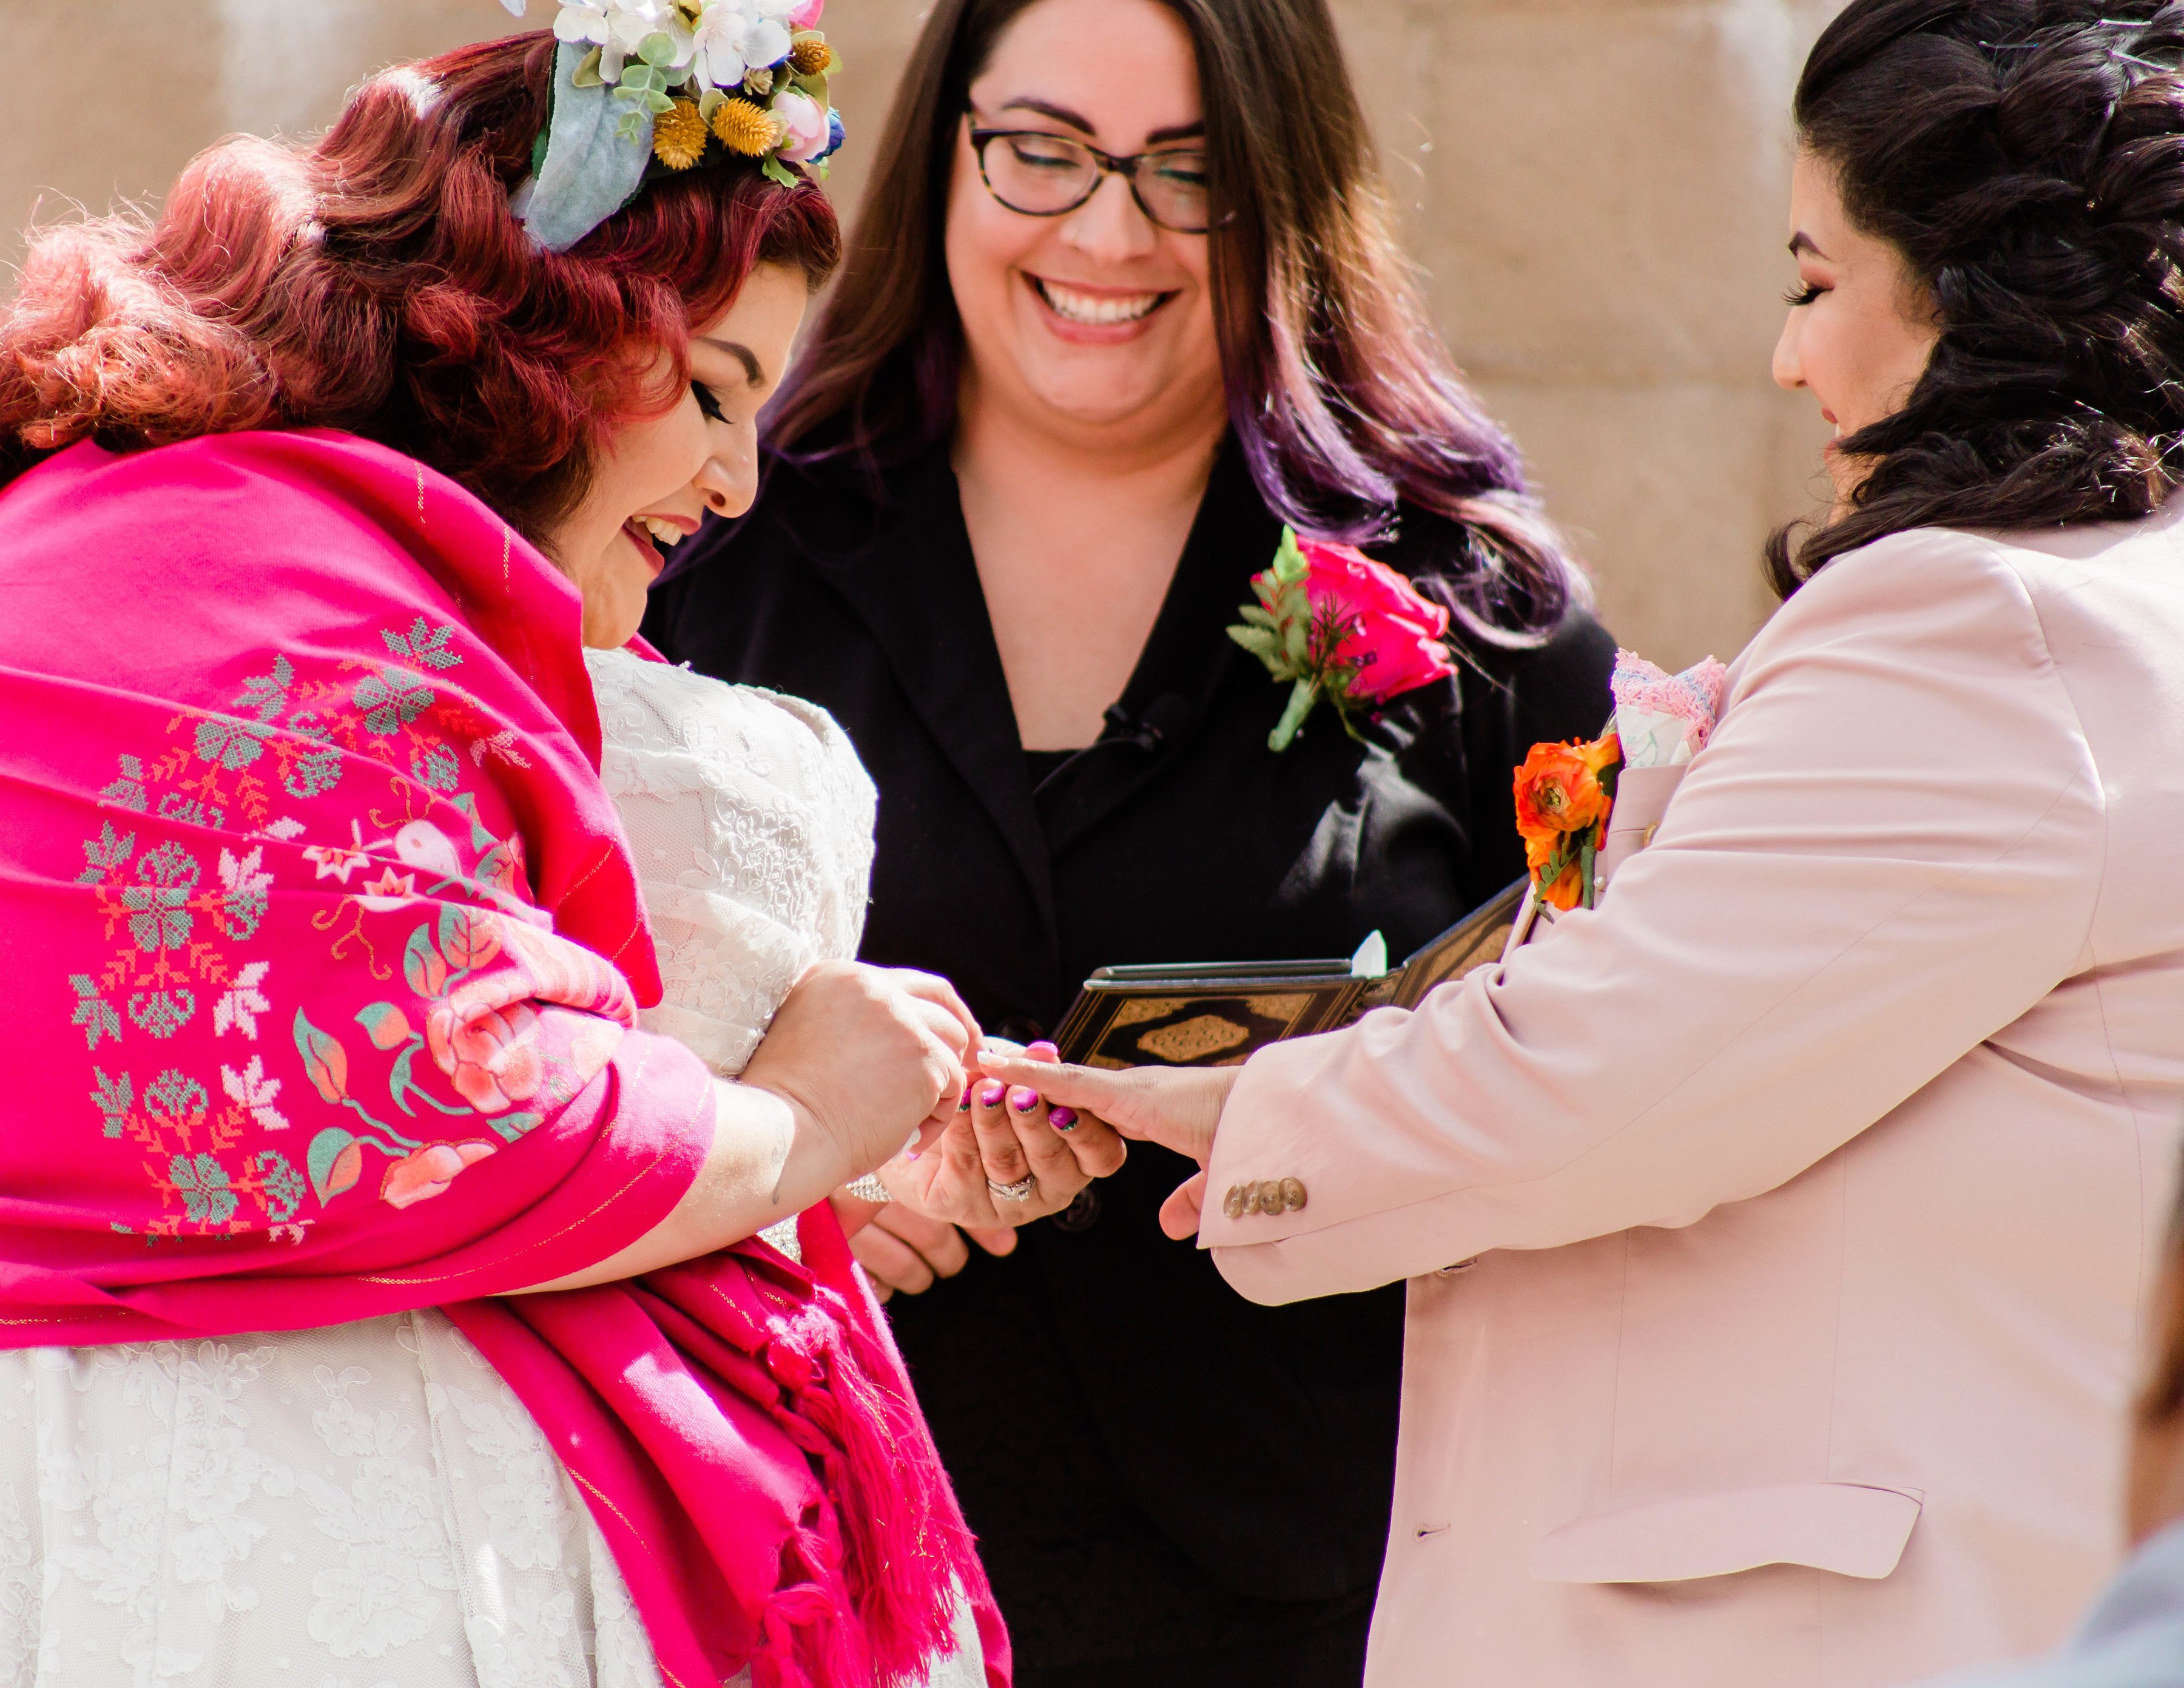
[0,0,1840,668]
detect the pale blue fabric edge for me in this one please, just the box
[1911,1519,2184,1688]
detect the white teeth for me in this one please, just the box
[1036,279,1163,325]
[635,515,685,547]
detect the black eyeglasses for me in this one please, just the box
[967,123,1213,234]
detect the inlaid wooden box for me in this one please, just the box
[1052,878,1527,1070]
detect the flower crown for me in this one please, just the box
[500,0,842,252]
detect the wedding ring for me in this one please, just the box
[986,1173,1037,1203]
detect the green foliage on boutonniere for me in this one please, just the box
[1227,528,1369,752]
[1227,526,1461,752]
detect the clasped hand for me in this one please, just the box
[744,965,1128,1290]
[840,1042,1128,1300]
[838,1040,1135,1300]
[846,1045,1237,1300]
[971,1052,1237,1240]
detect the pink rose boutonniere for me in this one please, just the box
[1227,526,1460,751]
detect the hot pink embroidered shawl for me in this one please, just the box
[0,429,1006,1688]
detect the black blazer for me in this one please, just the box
[645,439,1616,1678]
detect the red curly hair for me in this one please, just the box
[0,33,840,545]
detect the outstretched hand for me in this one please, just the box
[971,1053,1240,1240]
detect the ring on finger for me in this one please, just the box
[986,1173,1037,1203]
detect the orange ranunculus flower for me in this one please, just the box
[1512,734,1619,843]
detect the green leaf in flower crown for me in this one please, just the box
[638,30,678,67]
[524,40,655,254]
[698,87,726,121]
[645,89,675,113]
[761,156,799,189]
[571,46,605,88]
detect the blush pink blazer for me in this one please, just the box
[1202,511,2184,1687]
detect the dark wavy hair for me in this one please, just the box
[1770,0,2184,595]
[0,33,840,548]
[763,0,1584,645]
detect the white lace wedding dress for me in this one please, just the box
[0,650,982,1688]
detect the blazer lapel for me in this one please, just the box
[801,456,1059,933]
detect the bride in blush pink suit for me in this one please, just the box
[986,2,2184,1683]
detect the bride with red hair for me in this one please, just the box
[0,22,1121,1688]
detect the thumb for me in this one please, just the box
[964,1224,1017,1257]
[1158,1170,1207,1241]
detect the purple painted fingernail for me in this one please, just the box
[1048,1106,1079,1132]
[957,1089,973,1112]
[1028,1041,1059,1059]
[978,1080,1006,1109]
[1009,1085,1039,1113]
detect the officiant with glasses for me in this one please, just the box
[644,0,1612,1680]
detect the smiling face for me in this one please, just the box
[543,260,809,648]
[945,0,1224,448]
[1773,152,1941,506]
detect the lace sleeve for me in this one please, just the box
[584,648,877,1078]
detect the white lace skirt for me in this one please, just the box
[0,1313,986,1688]
[0,1311,663,1688]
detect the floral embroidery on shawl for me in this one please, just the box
[63,615,634,1241]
